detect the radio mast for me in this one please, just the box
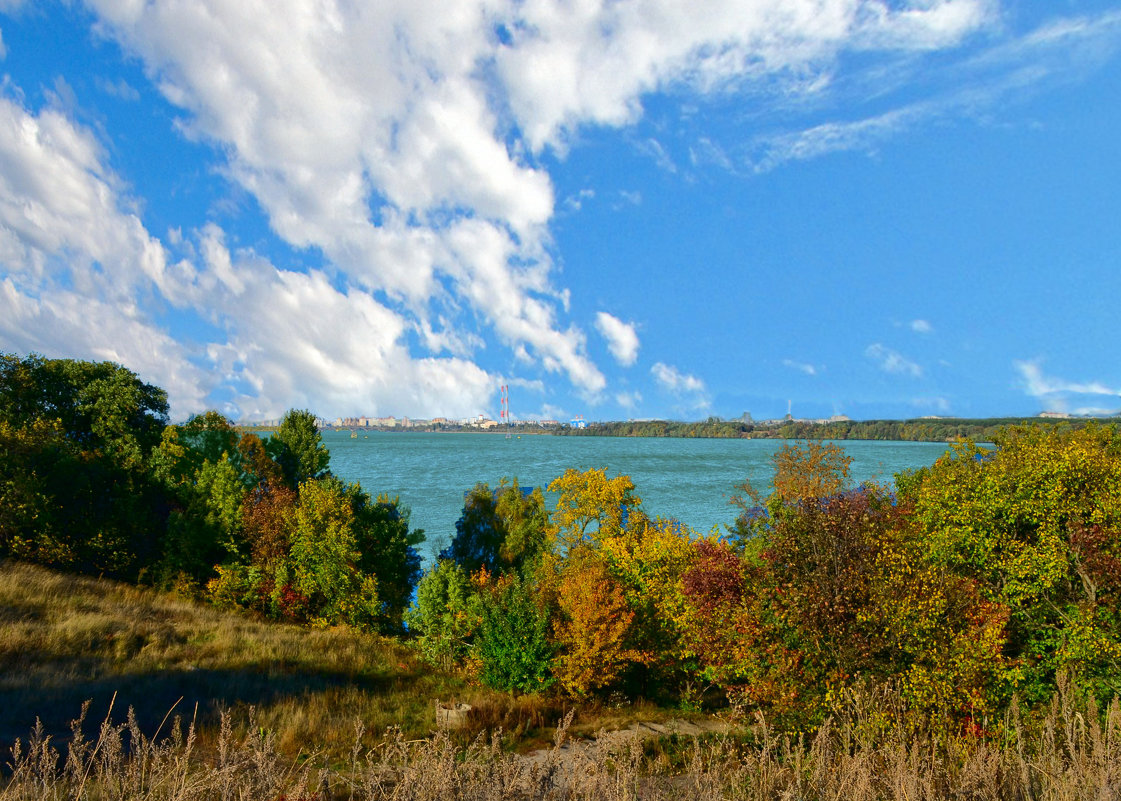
[500,384,510,439]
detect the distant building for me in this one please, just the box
[1040,411,1071,419]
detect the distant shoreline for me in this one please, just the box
[239,415,1116,444]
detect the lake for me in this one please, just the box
[323,432,951,561]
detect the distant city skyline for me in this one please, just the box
[2,2,1120,424]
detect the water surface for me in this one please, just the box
[324,432,950,560]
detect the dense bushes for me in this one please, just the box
[0,355,169,579]
[410,429,1121,733]
[156,411,423,633]
[5,352,1120,731]
[0,353,423,633]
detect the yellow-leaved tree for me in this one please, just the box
[549,546,644,697]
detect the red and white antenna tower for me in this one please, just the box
[500,384,510,439]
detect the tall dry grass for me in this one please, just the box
[4,561,1120,799]
[0,561,675,759]
[0,562,519,749]
[3,678,1118,800]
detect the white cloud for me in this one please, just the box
[752,103,928,171]
[638,137,678,173]
[0,91,502,421]
[865,343,923,377]
[690,137,733,171]
[1015,360,1121,401]
[81,0,624,399]
[616,190,643,208]
[0,28,6,61]
[1072,406,1121,417]
[910,319,934,334]
[749,9,1121,172]
[616,390,642,410]
[595,312,640,367]
[1,0,1007,419]
[563,188,595,212]
[783,358,817,376]
[496,0,993,152]
[192,227,501,421]
[0,93,210,418]
[652,361,705,393]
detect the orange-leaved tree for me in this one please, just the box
[549,546,645,697]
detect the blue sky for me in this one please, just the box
[1,1,1119,423]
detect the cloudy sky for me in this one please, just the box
[1,1,1119,423]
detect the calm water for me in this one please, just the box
[323,432,950,561]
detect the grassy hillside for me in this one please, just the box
[0,561,592,759]
[3,562,1120,799]
[0,561,690,757]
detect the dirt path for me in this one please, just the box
[521,717,731,768]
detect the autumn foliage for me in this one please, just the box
[4,354,1120,732]
[411,426,1121,734]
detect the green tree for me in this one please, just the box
[160,454,248,586]
[268,409,329,488]
[406,559,482,669]
[0,353,168,468]
[0,354,169,578]
[907,424,1121,702]
[356,493,424,632]
[441,479,548,575]
[284,477,381,628]
[475,573,555,694]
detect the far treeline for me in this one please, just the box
[3,352,1121,735]
[557,416,1114,442]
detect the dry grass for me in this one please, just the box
[0,561,546,757]
[3,681,1119,799]
[0,561,706,761]
[4,560,1120,799]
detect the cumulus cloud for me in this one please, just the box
[0,93,210,417]
[0,91,500,421]
[865,343,923,377]
[1,0,1002,418]
[84,0,616,399]
[783,358,818,376]
[652,361,705,393]
[616,390,642,410]
[910,319,934,334]
[194,227,498,421]
[595,312,640,367]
